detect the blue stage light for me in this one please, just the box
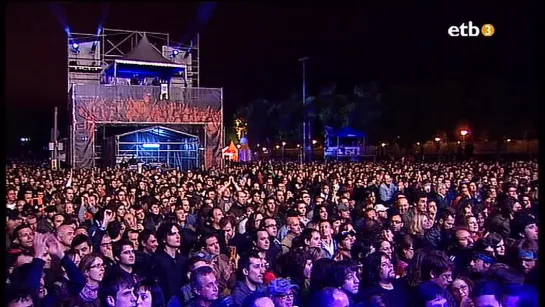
[171,49,180,57]
[142,143,160,148]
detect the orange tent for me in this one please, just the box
[224,141,239,162]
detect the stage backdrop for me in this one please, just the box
[70,84,223,169]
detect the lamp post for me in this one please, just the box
[459,129,469,160]
[434,137,441,161]
[297,144,302,165]
[460,129,469,142]
[299,57,310,163]
[312,139,317,162]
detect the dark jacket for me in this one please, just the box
[486,214,511,239]
[423,226,442,249]
[135,250,155,280]
[231,281,264,307]
[43,255,86,307]
[152,249,189,301]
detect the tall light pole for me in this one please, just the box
[299,57,310,163]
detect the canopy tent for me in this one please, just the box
[324,126,366,160]
[105,35,185,79]
[111,125,201,170]
[222,141,239,162]
[326,127,365,138]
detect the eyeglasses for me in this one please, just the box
[276,292,295,300]
[90,263,105,269]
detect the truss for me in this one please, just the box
[68,28,201,89]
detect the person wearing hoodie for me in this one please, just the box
[231,250,265,307]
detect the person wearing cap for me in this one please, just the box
[374,204,388,222]
[469,252,495,281]
[267,278,299,307]
[333,231,354,261]
[516,239,538,274]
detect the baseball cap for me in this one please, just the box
[374,204,388,212]
[334,230,356,243]
[267,278,299,296]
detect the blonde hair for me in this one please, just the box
[410,212,430,236]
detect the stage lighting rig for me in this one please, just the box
[71,42,80,53]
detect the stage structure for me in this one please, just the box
[67,28,223,169]
[324,127,367,160]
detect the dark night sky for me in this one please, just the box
[6,3,539,147]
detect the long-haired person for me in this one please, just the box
[361,252,409,307]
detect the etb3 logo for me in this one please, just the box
[448,22,495,37]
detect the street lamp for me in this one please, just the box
[296,144,302,165]
[311,140,318,162]
[299,56,310,163]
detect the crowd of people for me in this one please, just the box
[5,159,539,307]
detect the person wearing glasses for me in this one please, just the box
[267,278,299,307]
[261,217,282,267]
[67,253,105,306]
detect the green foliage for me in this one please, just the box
[234,82,386,144]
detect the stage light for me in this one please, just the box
[434,137,441,142]
[312,140,318,145]
[236,144,241,149]
[171,49,180,57]
[416,142,421,146]
[142,143,160,148]
[281,141,286,146]
[381,143,387,147]
[506,139,512,143]
[71,42,80,53]
[460,129,469,137]
[275,145,280,149]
